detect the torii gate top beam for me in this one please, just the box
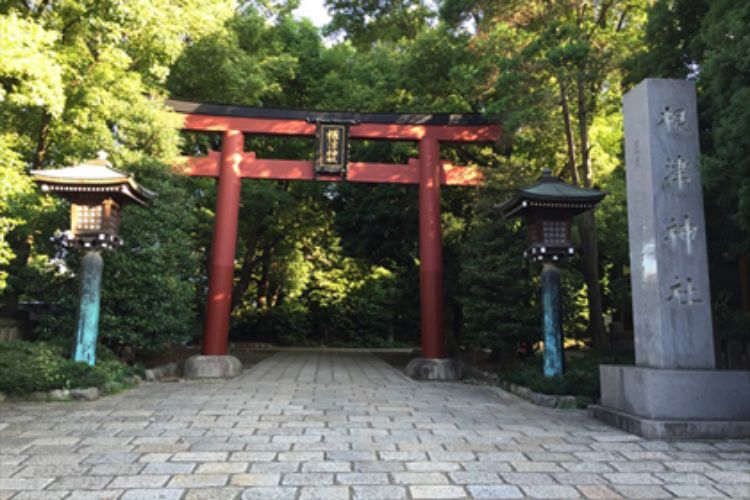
[169,99,502,185]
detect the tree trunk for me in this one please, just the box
[231,225,264,311]
[576,73,607,350]
[578,212,606,349]
[387,308,395,343]
[33,111,51,168]
[740,254,750,312]
[559,79,580,184]
[256,247,271,310]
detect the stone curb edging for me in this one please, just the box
[0,386,102,402]
[459,361,578,409]
[144,362,180,382]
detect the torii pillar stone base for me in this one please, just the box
[591,79,750,439]
[184,355,242,379]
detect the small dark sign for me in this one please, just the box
[315,123,348,176]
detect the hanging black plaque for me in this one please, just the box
[315,122,348,176]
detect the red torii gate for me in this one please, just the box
[169,99,501,368]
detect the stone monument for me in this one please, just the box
[591,79,750,439]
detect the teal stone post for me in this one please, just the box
[541,262,563,377]
[73,251,103,365]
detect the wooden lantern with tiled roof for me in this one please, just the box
[498,169,606,262]
[31,153,154,249]
[498,169,605,378]
[30,153,154,365]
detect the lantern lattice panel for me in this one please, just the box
[542,220,568,245]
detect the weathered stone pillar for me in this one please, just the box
[73,251,103,366]
[624,80,714,369]
[541,263,563,377]
[592,79,750,438]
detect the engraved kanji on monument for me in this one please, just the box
[623,79,715,369]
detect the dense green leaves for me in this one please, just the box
[0,340,139,394]
[323,0,434,49]
[2,0,748,362]
[0,0,232,352]
[632,0,750,330]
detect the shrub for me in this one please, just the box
[499,350,634,406]
[0,340,137,395]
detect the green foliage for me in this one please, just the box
[99,168,202,353]
[0,12,63,116]
[239,302,314,346]
[3,0,747,361]
[0,340,137,395]
[0,1,228,352]
[458,170,539,352]
[168,10,299,105]
[625,0,709,84]
[500,351,634,406]
[699,1,750,249]
[323,0,434,49]
[633,0,750,324]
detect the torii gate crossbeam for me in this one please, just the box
[168,99,502,363]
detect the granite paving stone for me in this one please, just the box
[467,484,524,498]
[664,483,730,498]
[392,472,450,484]
[0,350,748,499]
[12,492,69,500]
[67,491,124,500]
[142,462,196,474]
[521,484,582,498]
[718,484,750,497]
[239,486,298,499]
[230,473,281,486]
[611,484,674,498]
[336,472,389,484]
[167,473,228,487]
[109,474,171,488]
[298,485,350,499]
[120,488,184,499]
[410,484,468,498]
[183,486,244,499]
[195,461,248,474]
[351,485,408,499]
[575,484,623,499]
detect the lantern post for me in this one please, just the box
[31,154,154,365]
[499,169,605,377]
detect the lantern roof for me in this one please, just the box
[498,169,606,218]
[31,154,156,206]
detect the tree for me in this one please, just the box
[0,1,233,352]
[0,12,64,297]
[323,0,434,49]
[458,166,539,357]
[631,0,750,321]
[460,0,648,349]
[625,0,708,84]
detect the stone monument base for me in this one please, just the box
[405,358,461,381]
[184,355,242,379]
[594,365,750,439]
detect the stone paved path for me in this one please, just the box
[1,351,748,499]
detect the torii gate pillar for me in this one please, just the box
[184,130,244,379]
[404,136,461,380]
[203,130,243,356]
[418,136,445,359]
